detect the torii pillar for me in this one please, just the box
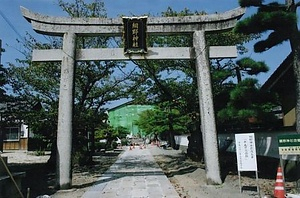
[21,6,245,188]
[56,32,76,189]
[194,31,221,184]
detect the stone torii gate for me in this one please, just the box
[21,7,245,189]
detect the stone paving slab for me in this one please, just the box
[82,146,180,198]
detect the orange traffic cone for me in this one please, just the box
[273,166,286,198]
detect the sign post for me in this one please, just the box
[278,134,300,193]
[278,134,300,155]
[235,133,259,193]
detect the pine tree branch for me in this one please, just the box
[254,30,289,52]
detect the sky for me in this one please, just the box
[0,0,292,87]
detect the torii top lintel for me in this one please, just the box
[21,6,245,37]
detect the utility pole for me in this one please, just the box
[0,39,3,153]
[0,39,3,66]
[0,39,5,67]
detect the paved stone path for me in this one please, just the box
[82,146,180,198]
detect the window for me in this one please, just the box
[4,127,19,141]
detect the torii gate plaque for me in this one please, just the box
[21,6,245,189]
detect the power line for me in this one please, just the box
[0,8,25,43]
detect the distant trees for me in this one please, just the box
[134,100,188,147]
[95,125,129,150]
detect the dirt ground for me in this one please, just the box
[0,147,298,198]
[150,147,292,198]
[1,150,121,198]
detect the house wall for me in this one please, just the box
[3,124,29,150]
[281,89,296,127]
[175,131,298,160]
[221,130,298,160]
[261,53,296,128]
[283,108,296,127]
[3,138,28,150]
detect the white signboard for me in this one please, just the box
[235,133,257,171]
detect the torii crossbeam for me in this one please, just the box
[21,6,245,189]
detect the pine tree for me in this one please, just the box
[235,0,300,192]
[234,0,300,133]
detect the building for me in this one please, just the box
[2,123,29,150]
[0,102,41,151]
[108,101,154,137]
[262,53,295,127]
